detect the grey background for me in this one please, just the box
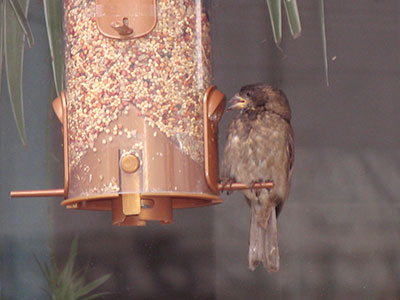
[1,0,399,299]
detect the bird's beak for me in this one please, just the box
[227,94,247,111]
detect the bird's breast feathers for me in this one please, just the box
[221,111,292,188]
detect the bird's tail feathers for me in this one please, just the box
[248,203,280,272]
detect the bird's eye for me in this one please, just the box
[246,90,253,97]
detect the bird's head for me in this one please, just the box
[227,83,291,121]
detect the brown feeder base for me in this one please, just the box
[61,192,222,226]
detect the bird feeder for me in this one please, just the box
[11,0,227,226]
[11,0,274,225]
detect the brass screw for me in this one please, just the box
[121,154,140,173]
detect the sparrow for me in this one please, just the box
[221,83,294,272]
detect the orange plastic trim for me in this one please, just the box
[203,86,226,194]
[60,91,69,197]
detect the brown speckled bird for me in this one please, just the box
[221,83,294,272]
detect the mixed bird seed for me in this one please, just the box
[64,0,212,175]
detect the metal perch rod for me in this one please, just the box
[11,183,273,198]
[10,189,65,198]
[218,182,273,191]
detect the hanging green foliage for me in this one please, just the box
[266,0,282,45]
[3,0,32,145]
[266,0,302,45]
[43,0,63,96]
[7,0,34,47]
[0,0,4,92]
[283,0,302,39]
[319,0,329,86]
[1,0,61,146]
[266,0,329,86]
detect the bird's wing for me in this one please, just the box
[220,116,245,179]
[276,125,294,217]
[287,126,295,180]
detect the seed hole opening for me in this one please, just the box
[141,199,155,208]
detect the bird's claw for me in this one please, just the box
[250,180,262,197]
[219,178,235,195]
[250,180,272,196]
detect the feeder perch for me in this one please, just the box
[11,0,273,225]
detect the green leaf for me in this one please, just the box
[4,0,28,145]
[7,0,34,47]
[43,0,63,95]
[319,0,329,86]
[34,255,49,281]
[283,0,301,38]
[77,274,112,298]
[0,0,4,95]
[60,237,79,280]
[266,0,282,45]
[81,291,111,300]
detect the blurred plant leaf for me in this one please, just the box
[8,0,34,47]
[266,0,282,45]
[0,0,4,94]
[43,0,63,95]
[4,0,29,145]
[283,0,301,38]
[36,237,111,300]
[265,0,329,85]
[319,0,329,86]
[77,275,112,300]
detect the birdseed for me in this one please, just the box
[64,0,212,176]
